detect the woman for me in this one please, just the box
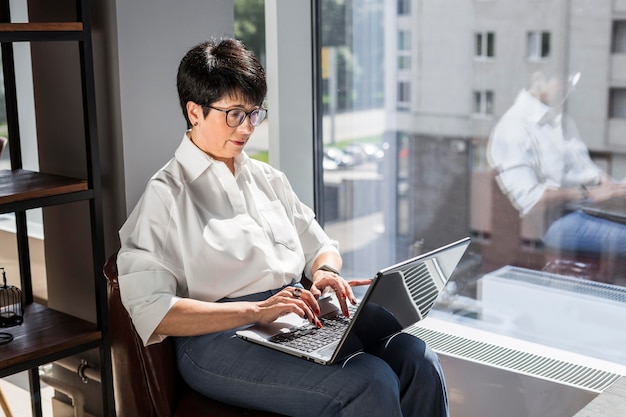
[117,38,449,417]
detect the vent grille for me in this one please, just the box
[406,325,622,392]
[498,266,626,304]
[404,262,439,315]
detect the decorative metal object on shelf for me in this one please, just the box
[0,267,24,345]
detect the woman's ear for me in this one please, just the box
[186,101,202,126]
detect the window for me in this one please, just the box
[473,90,494,115]
[475,32,495,58]
[315,2,626,415]
[398,30,411,51]
[609,88,626,119]
[234,0,268,163]
[397,30,412,74]
[527,31,551,59]
[612,20,626,53]
[398,0,410,15]
[398,55,411,70]
[398,81,411,103]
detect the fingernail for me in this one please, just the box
[316,318,323,328]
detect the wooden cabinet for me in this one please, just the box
[0,0,113,415]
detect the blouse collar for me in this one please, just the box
[175,132,249,182]
[514,89,554,125]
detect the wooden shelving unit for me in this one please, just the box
[0,169,89,209]
[0,304,101,376]
[0,0,113,415]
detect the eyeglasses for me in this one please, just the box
[206,105,267,128]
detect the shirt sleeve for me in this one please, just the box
[488,122,546,215]
[117,252,182,346]
[117,179,184,346]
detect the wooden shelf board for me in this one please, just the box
[0,169,88,205]
[0,303,101,374]
[0,22,83,32]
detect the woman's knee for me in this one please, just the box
[381,333,444,382]
[337,354,402,415]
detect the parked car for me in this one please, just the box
[324,146,355,169]
[352,142,385,161]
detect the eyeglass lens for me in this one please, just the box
[227,108,267,127]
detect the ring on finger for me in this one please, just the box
[293,287,302,298]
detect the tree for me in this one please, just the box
[234,0,266,66]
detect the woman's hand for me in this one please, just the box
[588,182,626,202]
[255,287,322,328]
[310,270,371,318]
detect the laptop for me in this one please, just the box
[577,197,626,225]
[236,236,471,365]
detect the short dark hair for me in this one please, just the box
[176,38,267,128]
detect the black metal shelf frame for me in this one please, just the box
[0,0,114,415]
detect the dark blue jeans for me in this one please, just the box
[174,288,449,417]
[544,210,626,254]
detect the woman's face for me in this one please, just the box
[186,95,256,166]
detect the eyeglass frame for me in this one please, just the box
[205,105,267,128]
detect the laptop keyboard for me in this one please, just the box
[269,305,357,353]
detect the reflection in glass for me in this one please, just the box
[316,3,626,414]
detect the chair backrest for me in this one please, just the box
[104,254,179,417]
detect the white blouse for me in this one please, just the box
[488,89,602,215]
[117,134,339,345]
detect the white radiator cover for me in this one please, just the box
[407,266,626,417]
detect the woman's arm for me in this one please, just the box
[155,287,323,337]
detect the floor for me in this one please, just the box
[0,372,54,417]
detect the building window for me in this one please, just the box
[398,55,411,70]
[398,81,411,104]
[473,90,494,115]
[398,0,410,15]
[612,20,626,53]
[609,88,626,119]
[475,32,495,58]
[527,31,550,59]
[397,29,411,71]
[398,30,411,51]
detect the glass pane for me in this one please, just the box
[527,31,539,58]
[398,30,410,51]
[234,0,268,163]
[473,91,481,113]
[541,31,551,57]
[317,2,626,415]
[398,0,410,16]
[609,88,626,118]
[397,55,411,70]
[485,90,494,114]
[613,20,626,53]
[486,32,495,57]
[475,33,483,56]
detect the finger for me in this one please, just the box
[308,283,323,299]
[300,289,321,316]
[348,279,373,287]
[336,289,351,317]
[344,280,372,304]
[294,299,322,327]
[290,288,322,321]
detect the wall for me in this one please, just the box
[112,0,235,216]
